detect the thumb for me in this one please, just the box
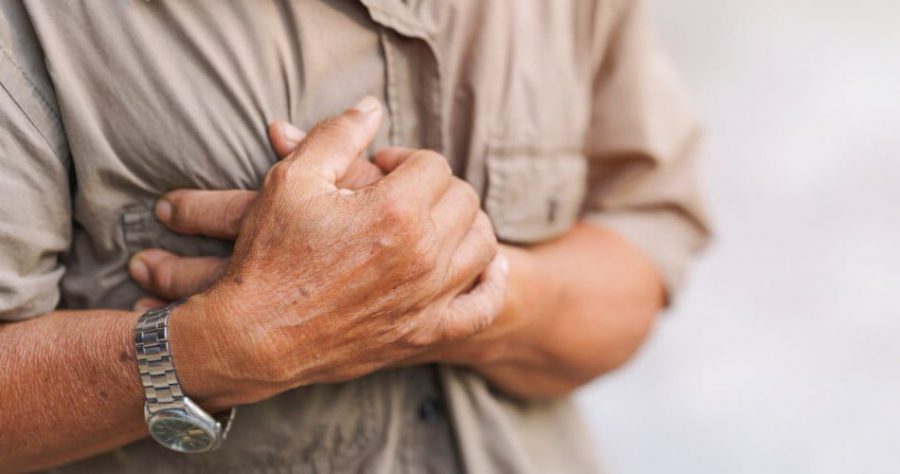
[268,121,307,159]
[281,96,383,185]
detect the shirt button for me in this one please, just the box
[547,198,559,223]
[417,397,445,423]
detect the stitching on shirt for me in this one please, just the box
[360,2,428,40]
[0,42,66,161]
[381,30,401,146]
[0,43,60,122]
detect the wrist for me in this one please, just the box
[165,294,252,411]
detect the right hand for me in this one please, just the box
[172,97,506,407]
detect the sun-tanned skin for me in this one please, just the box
[130,116,665,401]
[0,98,663,472]
[0,99,512,472]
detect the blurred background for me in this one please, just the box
[576,0,900,473]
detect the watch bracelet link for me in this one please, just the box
[135,304,186,414]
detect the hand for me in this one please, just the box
[131,117,518,371]
[129,119,384,307]
[129,119,520,371]
[154,98,507,407]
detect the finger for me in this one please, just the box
[373,146,415,173]
[444,212,498,291]
[431,178,481,251]
[129,249,228,301]
[279,96,383,186]
[442,253,510,341]
[372,148,453,208]
[337,157,384,190]
[156,189,257,239]
[269,119,382,190]
[268,121,307,159]
[133,297,168,312]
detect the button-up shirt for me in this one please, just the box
[0,0,710,472]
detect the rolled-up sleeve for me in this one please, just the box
[582,0,711,298]
[0,38,70,320]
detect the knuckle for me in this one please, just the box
[263,162,290,188]
[223,193,252,233]
[163,193,191,227]
[465,307,495,337]
[475,212,498,245]
[417,150,451,175]
[263,161,304,188]
[466,217,498,267]
[400,319,440,349]
[456,179,481,211]
[442,313,486,342]
[379,188,417,225]
[404,331,438,350]
[409,232,439,269]
[148,262,174,294]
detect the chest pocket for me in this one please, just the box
[484,142,588,244]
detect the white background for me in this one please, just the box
[576,1,900,472]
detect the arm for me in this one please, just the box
[413,0,710,398]
[0,311,144,472]
[127,208,662,401]
[0,306,225,472]
[128,0,708,401]
[428,223,663,399]
[1,100,504,471]
[134,86,707,404]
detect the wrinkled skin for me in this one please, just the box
[163,98,508,407]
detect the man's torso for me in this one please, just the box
[9,1,609,471]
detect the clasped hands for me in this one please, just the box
[128,97,524,407]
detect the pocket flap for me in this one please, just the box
[484,146,587,243]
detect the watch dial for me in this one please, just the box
[149,415,214,452]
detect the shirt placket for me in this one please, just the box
[358,0,447,157]
[355,2,461,473]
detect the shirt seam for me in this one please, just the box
[0,42,66,162]
[380,30,402,146]
[360,2,429,40]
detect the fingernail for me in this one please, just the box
[351,96,380,114]
[129,254,149,284]
[155,199,172,223]
[498,254,509,275]
[279,122,306,148]
[134,300,152,312]
[146,249,168,263]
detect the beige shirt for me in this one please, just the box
[0,0,709,472]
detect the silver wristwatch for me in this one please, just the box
[135,303,236,453]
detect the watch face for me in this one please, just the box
[148,412,215,453]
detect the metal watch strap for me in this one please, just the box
[135,304,187,414]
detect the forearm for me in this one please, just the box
[471,222,665,399]
[0,310,147,471]
[0,300,233,472]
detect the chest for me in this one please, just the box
[28,0,598,187]
[28,0,603,269]
[23,0,608,310]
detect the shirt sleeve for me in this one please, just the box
[582,0,712,299]
[0,17,71,321]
